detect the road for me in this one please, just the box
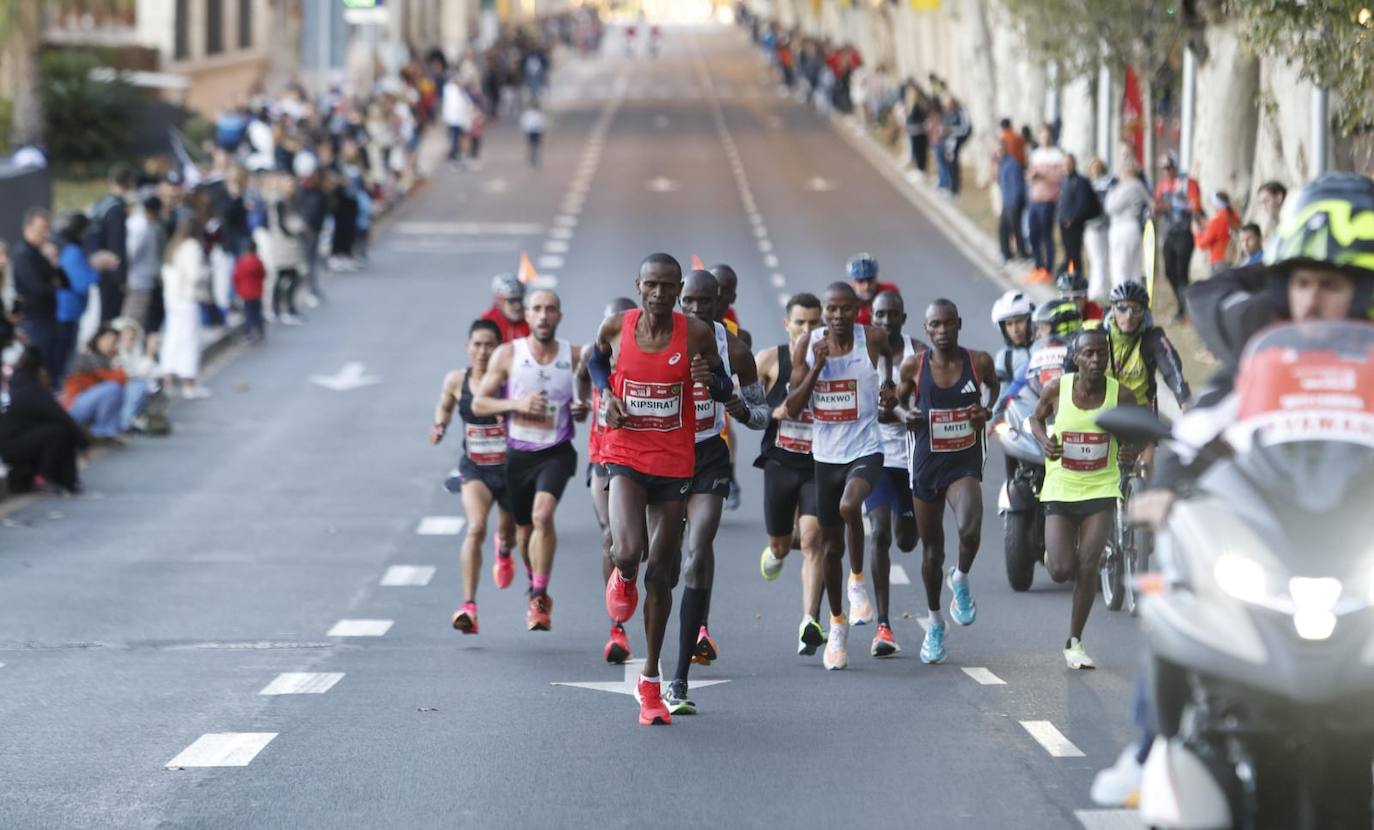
[0,27,1143,830]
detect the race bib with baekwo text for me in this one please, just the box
[812,379,859,422]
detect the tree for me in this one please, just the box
[996,0,1188,83]
[0,0,48,148]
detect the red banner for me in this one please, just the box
[1122,67,1144,170]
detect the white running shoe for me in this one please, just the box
[847,576,873,626]
[1064,637,1096,670]
[822,620,848,670]
[1091,746,1143,807]
[760,546,784,581]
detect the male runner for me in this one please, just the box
[590,253,731,725]
[430,318,518,635]
[757,293,827,656]
[664,270,768,715]
[862,291,924,656]
[783,282,895,671]
[473,289,589,631]
[1029,327,1135,669]
[578,296,638,663]
[895,299,998,664]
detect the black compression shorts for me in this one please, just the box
[692,435,733,498]
[459,454,510,511]
[606,464,692,504]
[1043,497,1117,518]
[814,453,884,528]
[762,459,817,538]
[505,442,577,526]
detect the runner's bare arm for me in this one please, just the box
[430,369,465,444]
[724,334,768,429]
[686,316,732,402]
[569,344,590,421]
[1029,378,1062,459]
[783,333,825,419]
[736,326,753,350]
[472,345,545,417]
[754,345,779,393]
[968,350,1000,429]
[576,344,594,400]
[589,312,626,392]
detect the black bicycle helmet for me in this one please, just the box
[1032,299,1082,337]
[1054,268,1089,296]
[1109,281,1151,308]
[1267,172,1374,319]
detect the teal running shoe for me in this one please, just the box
[947,568,977,626]
[920,622,947,664]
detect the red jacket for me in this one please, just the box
[855,281,901,325]
[1193,208,1239,265]
[480,304,531,342]
[233,253,266,301]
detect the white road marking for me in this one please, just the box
[549,227,574,240]
[770,273,786,287]
[309,362,380,392]
[327,619,394,637]
[166,733,277,768]
[806,176,838,192]
[380,565,435,587]
[561,200,584,213]
[1020,720,1085,757]
[763,254,779,268]
[758,239,773,253]
[1074,810,1144,829]
[748,212,763,226]
[961,667,1007,686]
[753,225,768,238]
[554,215,578,228]
[260,672,345,695]
[538,255,565,269]
[543,239,570,253]
[482,178,508,194]
[417,516,466,535]
[553,658,729,697]
[531,275,559,289]
[384,239,519,254]
[394,221,541,236]
[890,564,911,585]
[646,176,679,192]
[777,293,789,306]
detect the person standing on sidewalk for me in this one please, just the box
[443,72,475,164]
[1083,158,1114,303]
[13,209,65,378]
[86,164,133,323]
[1026,125,1066,281]
[520,99,547,168]
[995,146,1029,264]
[160,217,211,400]
[266,173,306,325]
[1057,154,1101,279]
[295,156,329,307]
[904,85,930,173]
[232,239,267,344]
[121,194,164,329]
[1192,191,1240,275]
[1152,153,1202,323]
[936,95,971,195]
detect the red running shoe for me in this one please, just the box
[605,570,638,623]
[527,594,553,631]
[451,602,479,635]
[635,676,672,726]
[604,623,631,664]
[692,625,718,666]
[492,553,514,590]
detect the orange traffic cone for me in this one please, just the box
[690,254,705,270]
[517,251,538,284]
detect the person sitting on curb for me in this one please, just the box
[0,346,91,495]
[63,325,139,446]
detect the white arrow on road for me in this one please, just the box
[805,176,838,192]
[552,658,729,697]
[310,362,381,392]
[646,176,680,193]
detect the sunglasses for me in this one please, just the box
[1113,303,1145,316]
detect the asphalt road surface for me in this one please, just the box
[0,27,1143,830]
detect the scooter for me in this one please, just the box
[1097,320,1374,830]
[993,388,1046,592]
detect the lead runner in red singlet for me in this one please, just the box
[588,253,730,726]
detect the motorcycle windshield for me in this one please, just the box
[1226,321,1374,513]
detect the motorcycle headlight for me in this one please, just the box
[994,421,1011,439]
[1290,577,1341,641]
[1214,552,1271,606]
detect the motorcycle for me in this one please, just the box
[1097,320,1374,830]
[993,387,1046,592]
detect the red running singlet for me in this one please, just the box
[588,386,607,464]
[601,309,696,479]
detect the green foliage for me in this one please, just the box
[1237,0,1374,130]
[995,0,1187,80]
[0,96,11,152]
[41,48,138,171]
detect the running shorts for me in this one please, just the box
[505,442,577,526]
[585,461,609,488]
[814,453,883,528]
[605,464,692,504]
[459,454,510,511]
[1043,497,1117,518]
[911,462,984,503]
[762,458,817,538]
[863,467,915,518]
[692,436,733,498]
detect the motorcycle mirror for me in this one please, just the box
[1095,407,1172,444]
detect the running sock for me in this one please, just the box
[927,609,946,627]
[674,587,710,681]
[877,616,889,627]
[951,569,969,584]
[849,571,864,583]
[830,613,848,626]
[531,573,549,596]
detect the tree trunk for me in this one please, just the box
[5,0,45,147]
[1190,19,1259,213]
[1060,75,1096,163]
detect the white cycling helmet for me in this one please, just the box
[991,289,1034,325]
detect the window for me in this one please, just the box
[206,0,224,55]
[174,0,190,59]
[238,0,253,48]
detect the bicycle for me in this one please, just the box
[1099,460,1151,615]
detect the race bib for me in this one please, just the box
[929,407,978,452]
[510,400,560,445]
[1060,431,1110,472]
[465,423,507,466]
[776,410,814,453]
[1030,346,1067,386]
[693,383,718,437]
[622,380,683,431]
[813,379,859,422]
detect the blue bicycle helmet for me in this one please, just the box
[847,253,879,280]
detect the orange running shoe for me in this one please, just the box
[451,602,479,635]
[870,622,900,657]
[635,676,672,726]
[692,625,718,666]
[604,623,631,664]
[527,594,553,631]
[492,553,514,590]
[605,570,638,623]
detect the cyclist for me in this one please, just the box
[848,253,900,326]
[990,289,1035,388]
[1102,281,1190,411]
[999,299,1082,409]
[1055,268,1103,323]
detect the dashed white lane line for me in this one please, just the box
[763,254,780,268]
[1074,810,1143,829]
[770,273,786,288]
[416,516,466,536]
[531,275,559,289]
[753,225,768,238]
[776,293,789,306]
[961,667,1007,686]
[327,619,394,637]
[380,565,435,586]
[166,733,277,768]
[1020,720,1085,758]
[259,672,345,695]
[758,239,773,253]
[543,239,570,253]
[538,255,565,269]
[554,214,578,228]
[890,564,911,585]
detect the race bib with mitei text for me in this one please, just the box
[929,407,978,452]
[622,380,683,431]
[813,379,859,422]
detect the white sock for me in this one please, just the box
[640,673,659,682]
[927,609,945,627]
[951,569,969,584]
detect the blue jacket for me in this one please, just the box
[57,243,100,323]
[998,154,1027,207]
